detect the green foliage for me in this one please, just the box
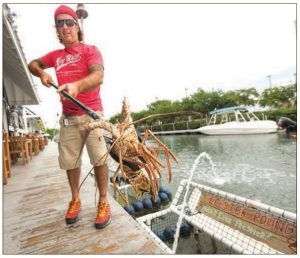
[258,107,297,122]
[180,97,194,111]
[131,110,150,123]
[188,119,204,129]
[147,99,173,113]
[191,89,224,114]
[109,113,121,123]
[259,85,296,108]
[44,128,59,139]
[173,121,188,130]
[146,99,180,123]
[222,87,259,107]
[162,123,174,131]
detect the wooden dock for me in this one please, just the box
[3,142,166,254]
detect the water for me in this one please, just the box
[157,134,296,213]
[82,133,296,213]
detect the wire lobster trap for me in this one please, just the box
[137,179,297,254]
[108,172,162,200]
[108,177,173,219]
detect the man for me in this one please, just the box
[28,4,111,229]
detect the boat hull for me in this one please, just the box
[198,121,278,135]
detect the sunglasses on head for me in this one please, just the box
[55,19,77,28]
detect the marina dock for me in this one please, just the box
[141,128,201,136]
[3,142,166,255]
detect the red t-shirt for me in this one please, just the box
[40,43,104,115]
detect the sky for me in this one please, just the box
[8,3,296,128]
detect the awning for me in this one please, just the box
[24,106,40,118]
[3,4,39,105]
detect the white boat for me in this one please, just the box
[197,106,278,135]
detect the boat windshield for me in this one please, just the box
[209,106,248,115]
[207,106,260,125]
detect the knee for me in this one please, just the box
[94,164,108,173]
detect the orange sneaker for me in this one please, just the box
[95,200,111,229]
[65,199,81,224]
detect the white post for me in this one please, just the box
[23,107,28,133]
[81,17,84,43]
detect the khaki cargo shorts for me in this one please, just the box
[58,112,108,170]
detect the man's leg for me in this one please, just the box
[94,164,109,202]
[66,168,81,201]
[94,164,111,229]
[84,121,111,229]
[58,115,86,225]
[65,168,81,224]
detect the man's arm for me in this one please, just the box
[77,64,104,93]
[28,59,53,87]
[57,64,104,97]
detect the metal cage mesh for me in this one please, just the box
[137,180,296,254]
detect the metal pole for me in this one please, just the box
[48,82,100,120]
[81,17,84,41]
[266,75,272,88]
[76,4,88,42]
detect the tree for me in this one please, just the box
[147,100,174,113]
[44,128,59,140]
[190,89,224,114]
[236,87,259,106]
[146,100,176,123]
[180,97,194,111]
[131,110,150,123]
[109,113,121,123]
[222,87,259,107]
[222,90,241,107]
[259,85,296,108]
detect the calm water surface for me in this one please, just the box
[157,134,296,213]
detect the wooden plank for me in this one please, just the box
[3,142,165,254]
[196,192,296,254]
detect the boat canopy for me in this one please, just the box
[209,106,248,115]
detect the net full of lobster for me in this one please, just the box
[85,97,180,203]
[49,82,192,203]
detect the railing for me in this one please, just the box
[137,119,207,133]
[3,132,11,185]
[136,112,271,133]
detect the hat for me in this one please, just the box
[54,5,78,21]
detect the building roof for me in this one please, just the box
[3,4,39,105]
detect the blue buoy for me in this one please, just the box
[163,189,172,200]
[154,230,167,242]
[151,196,161,207]
[132,201,144,212]
[180,223,193,237]
[159,185,168,193]
[123,204,135,215]
[142,198,153,210]
[158,192,169,203]
[163,226,176,240]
